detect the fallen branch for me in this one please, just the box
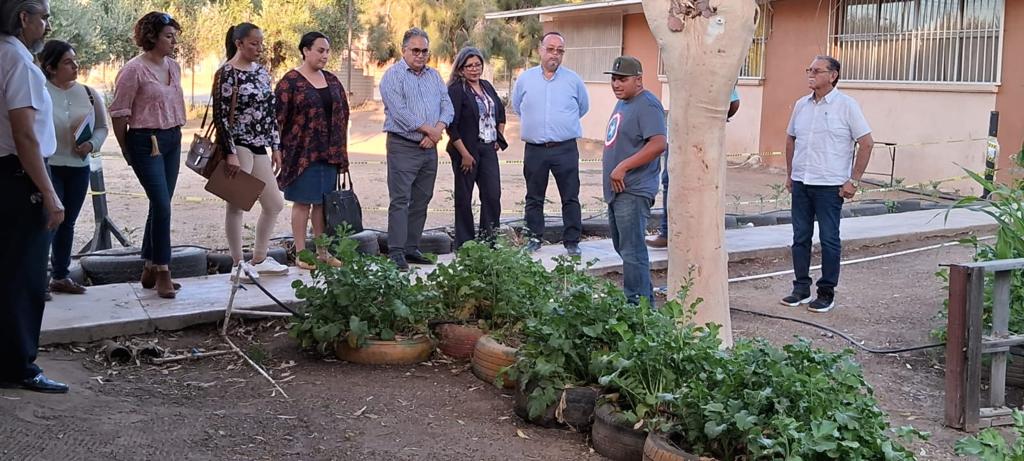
[149,349,234,364]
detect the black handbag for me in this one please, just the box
[324,171,364,235]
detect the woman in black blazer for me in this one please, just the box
[446,47,506,248]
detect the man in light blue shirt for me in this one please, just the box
[511,31,589,256]
[380,27,454,271]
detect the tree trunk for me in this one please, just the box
[640,0,757,346]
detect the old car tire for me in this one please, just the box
[335,336,434,365]
[81,246,207,285]
[592,402,648,461]
[471,335,517,389]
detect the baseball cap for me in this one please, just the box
[604,56,643,76]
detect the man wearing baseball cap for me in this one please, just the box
[602,56,667,305]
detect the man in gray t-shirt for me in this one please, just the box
[601,56,667,305]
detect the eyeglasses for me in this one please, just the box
[805,68,833,75]
[408,47,430,56]
[462,62,483,70]
[543,47,566,55]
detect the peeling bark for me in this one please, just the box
[641,0,757,347]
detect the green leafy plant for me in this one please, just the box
[289,234,442,352]
[426,239,553,342]
[956,410,1024,460]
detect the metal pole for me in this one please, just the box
[982,110,999,199]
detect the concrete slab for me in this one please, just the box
[40,283,151,345]
[40,207,996,345]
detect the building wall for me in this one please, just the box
[995,0,1024,178]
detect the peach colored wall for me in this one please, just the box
[758,0,831,166]
[581,82,619,140]
[842,88,992,194]
[995,0,1024,177]
[726,84,763,155]
[622,13,661,100]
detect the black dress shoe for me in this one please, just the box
[405,251,434,265]
[3,373,69,394]
[565,243,581,257]
[389,252,409,272]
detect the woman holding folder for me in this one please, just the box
[212,22,287,283]
[38,40,107,295]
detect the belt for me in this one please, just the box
[387,132,422,144]
[526,139,574,148]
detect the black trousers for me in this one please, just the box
[0,155,48,381]
[523,140,581,244]
[451,142,501,248]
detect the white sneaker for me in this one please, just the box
[250,257,289,276]
[230,262,260,284]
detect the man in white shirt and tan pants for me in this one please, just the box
[781,55,873,314]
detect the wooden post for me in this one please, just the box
[640,0,757,347]
[944,265,969,429]
[989,270,1011,408]
[965,266,986,432]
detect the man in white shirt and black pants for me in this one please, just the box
[0,0,70,393]
[781,55,873,314]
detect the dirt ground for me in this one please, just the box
[71,102,929,253]
[0,236,996,460]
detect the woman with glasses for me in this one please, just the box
[445,46,505,248]
[274,32,349,269]
[213,22,287,283]
[38,40,108,296]
[109,11,186,299]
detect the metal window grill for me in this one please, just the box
[828,0,1004,84]
[557,14,625,83]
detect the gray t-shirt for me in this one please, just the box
[602,90,666,203]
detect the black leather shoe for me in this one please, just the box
[2,373,69,394]
[389,252,409,272]
[405,251,434,265]
[565,243,581,257]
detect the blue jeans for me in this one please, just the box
[658,151,669,236]
[48,165,91,279]
[790,181,844,294]
[126,127,181,265]
[609,193,654,304]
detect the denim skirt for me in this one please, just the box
[284,160,338,205]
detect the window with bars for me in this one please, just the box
[828,0,1004,83]
[658,2,770,78]
[554,14,623,83]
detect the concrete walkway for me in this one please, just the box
[40,208,995,345]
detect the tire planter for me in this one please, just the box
[334,335,434,365]
[471,335,518,389]
[581,219,612,238]
[350,230,381,256]
[418,231,454,255]
[207,247,289,274]
[513,385,599,430]
[592,402,648,461]
[433,323,485,359]
[643,432,705,461]
[81,246,207,285]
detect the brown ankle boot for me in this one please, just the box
[155,269,176,299]
[141,265,156,289]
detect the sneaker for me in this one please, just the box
[250,257,289,276]
[389,251,409,272]
[524,239,542,253]
[645,234,668,248]
[230,262,260,284]
[49,278,86,295]
[780,291,812,307]
[807,289,836,313]
[565,242,581,257]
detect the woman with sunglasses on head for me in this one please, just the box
[213,23,287,283]
[109,11,186,299]
[446,46,505,249]
[274,31,349,270]
[38,40,108,296]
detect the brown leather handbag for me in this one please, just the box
[186,69,236,178]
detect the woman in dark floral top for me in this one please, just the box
[275,31,349,270]
[212,22,288,281]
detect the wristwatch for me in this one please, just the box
[850,179,860,188]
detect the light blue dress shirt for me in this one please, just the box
[511,65,589,144]
[380,59,454,142]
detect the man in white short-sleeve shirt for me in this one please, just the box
[781,55,873,314]
[0,0,70,394]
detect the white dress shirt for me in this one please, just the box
[0,34,56,159]
[786,88,871,186]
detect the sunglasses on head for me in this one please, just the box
[159,13,173,24]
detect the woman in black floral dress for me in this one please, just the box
[275,32,349,270]
[212,22,288,281]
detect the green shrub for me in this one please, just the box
[956,410,1024,460]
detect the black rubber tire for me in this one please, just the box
[851,203,888,217]
[418,231,453,255]
[514,385,599,430]
[893,199,922,213]
[350,230,380,255]
[841,207,855,218]
[723,215,740,229]
[763,210,793,225]
[207,247,289,274]
[737,215,778,227]
[592,402,648,461]
[81,246,208,285]
[67,262,87,286]
[582,219,612,238]
[643,432,700,461]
